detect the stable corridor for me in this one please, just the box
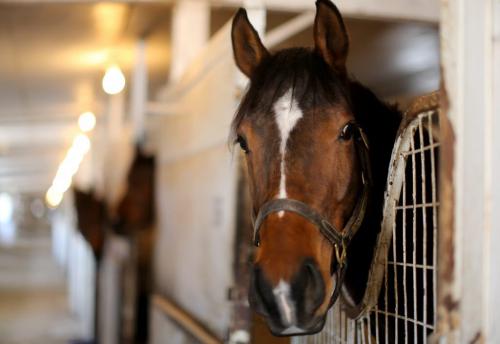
[0,220,82,344]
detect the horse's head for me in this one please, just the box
[231,0,370,335]
[114,148,155,234]
[74,188,106,260]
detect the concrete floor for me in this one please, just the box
[0,222,82,344]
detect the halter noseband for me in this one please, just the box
[251,125,371,309]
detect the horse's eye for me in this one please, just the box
[237,135,250,154]
[339,123,355,141]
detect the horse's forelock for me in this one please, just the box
[230,48,347,144]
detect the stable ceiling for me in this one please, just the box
[0,2,439,194]
[0,3,172,192]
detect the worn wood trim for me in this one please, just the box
[151,294,223,344]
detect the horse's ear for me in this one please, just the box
[314,0,349,74]
[231,8,268,78]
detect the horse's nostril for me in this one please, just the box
[249,267,276,317]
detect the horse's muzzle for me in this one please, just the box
[249,259,327,336]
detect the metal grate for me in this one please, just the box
[292,108,440,344]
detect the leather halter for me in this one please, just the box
[251,125,372,309]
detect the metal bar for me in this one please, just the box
[350,312,355,342]
[392,198,399,343]
[411,130,418,344]
[401,143,440,155]
[367,315,372,344]
[387,262,435,270]
[395,202,440,210]
[360,318,366,344]
[373,310,435,330]
[428,113,438,330]
[402,153,409,344]
[419,115,429,343]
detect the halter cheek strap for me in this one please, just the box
[251,125,371,310]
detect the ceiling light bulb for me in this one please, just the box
[78,111,96,132]
[102,65,125,95]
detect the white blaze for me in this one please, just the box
[273,279,297,327]
[273,89,303,216]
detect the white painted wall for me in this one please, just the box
[51,195,95,341]
[486,2,500,341]
[151,21,240,340]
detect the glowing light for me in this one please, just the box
[73,134,91,155]
[93,4,128,40]
[102,65,126,95]
[45,131,92,208]
[58,152,82,176]
[78,112,96,132]
[0,193,13,223]
[46,187,63,208]
[52,174,72,194]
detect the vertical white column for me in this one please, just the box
[440,0,495,342]
[170,0,210,82]
[130,40,147,143]
[104,92,127,207]
[107,92,125,142]
[486,2,500,341]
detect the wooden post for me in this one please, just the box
[107,92,125,142]
[130,40,147,143]
[170,0,210,82]
[486,2,500,341]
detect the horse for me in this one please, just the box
[73,188,107,262]
[112,148,155,344]
[73,147,155,344]
[73,188,107,343]
[230,0,401,336]
[113,148,155,235]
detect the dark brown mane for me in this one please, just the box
[343,81,401,302]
